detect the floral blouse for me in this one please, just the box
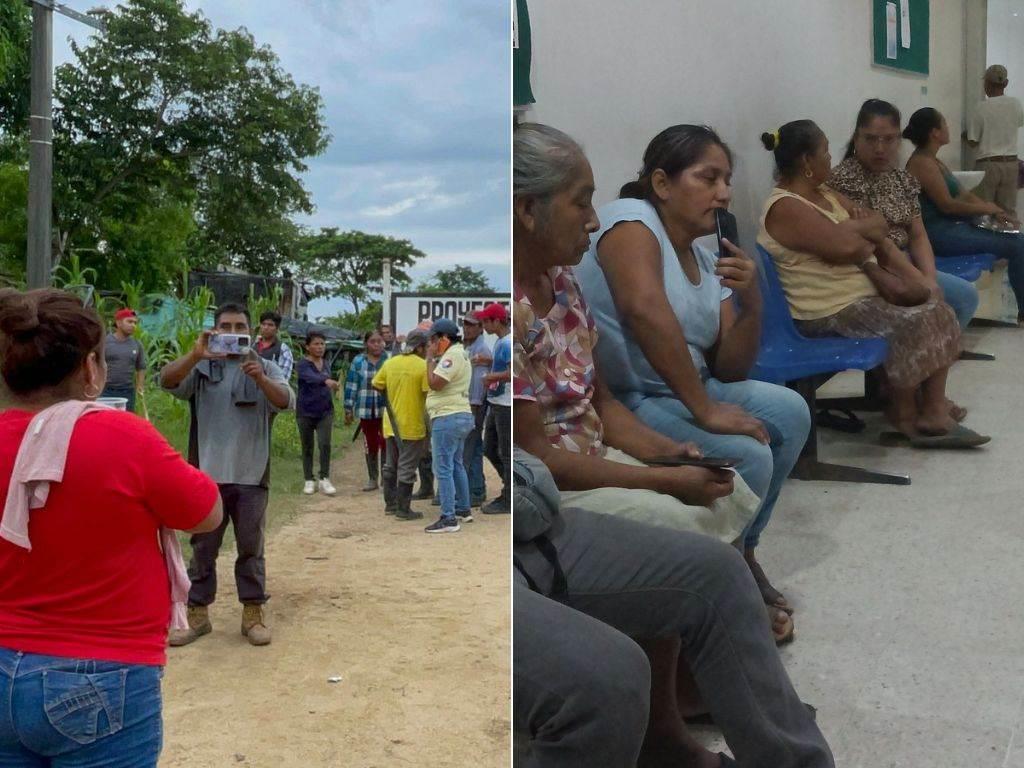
[828,156,922,250]
[513,266,606,456]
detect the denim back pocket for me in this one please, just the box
[42,668,127,745]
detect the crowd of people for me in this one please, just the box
[512,63,1023,768]
[0,283,511,763]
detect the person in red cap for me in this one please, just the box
[101,308,146,413]
[478,302,511,514]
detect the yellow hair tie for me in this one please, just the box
[772,129,781,147]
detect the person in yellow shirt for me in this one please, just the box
[372,328,430,520]
[423,318,473,534]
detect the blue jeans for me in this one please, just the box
[927,218,1024,316]
[621,378,811,550]
[934,271,979,330]
[99,386,136,414]
[463,405,487,500]
[431,412,474,519]
[0,648,162,767]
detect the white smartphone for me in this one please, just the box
[207,333,251,356]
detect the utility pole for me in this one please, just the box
[381,257,392,326]
[24,0,105,289]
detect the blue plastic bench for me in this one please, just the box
[750,246,909,485]
[934,252,997,283]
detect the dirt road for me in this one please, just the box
[160,448,511,767]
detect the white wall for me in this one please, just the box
[524,0,966,249]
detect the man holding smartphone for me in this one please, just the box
[160,303,294,648]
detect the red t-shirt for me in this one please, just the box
[0,408,218,666]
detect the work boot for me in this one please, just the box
[395,482,423,521]
[413,461,434,499]
[362,452,379,492]
[241,604,272,646]
[382,471,398,514]
[168,605,212,647]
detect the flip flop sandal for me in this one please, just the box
[880,425,990,449]
[816,408,866,433]
[685,702,817,727]
[747,560,794,616]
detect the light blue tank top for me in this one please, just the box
[575,198,732,398]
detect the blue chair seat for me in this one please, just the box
[934,252,997,283]
[750,245,888,385]
[748,245,908,485]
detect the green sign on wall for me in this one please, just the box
[873,0,929,75]
[514,0,534,106]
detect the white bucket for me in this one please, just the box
[96,397,128,411]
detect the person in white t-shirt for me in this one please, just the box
[967,65,1024,214]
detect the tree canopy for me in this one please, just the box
[297,228,424,314]
[417,264,494,293]
[43,0,329,288]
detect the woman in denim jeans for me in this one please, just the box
[0,288,223,766]
[423,318,475,534]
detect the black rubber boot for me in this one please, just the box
[413,460,434,500]
[362,452,379,492]
[382,470,398,514]
[395,482,423,520]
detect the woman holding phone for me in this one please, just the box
[423,318,474,534]
[574,125,810,643]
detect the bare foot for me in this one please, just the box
[744,551,792,615]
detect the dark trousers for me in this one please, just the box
[515,508,834,768]
[297,412,333,481]
[483,404,511,503]
[188,484,269,606]
[100,385,136,414]
[464,404,487,499]
[514,574,650,767]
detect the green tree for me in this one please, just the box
[297,228,423,314]
[321,300,382,333]
[50,0,330,286]
[417,264,494,293]
[0,158,27,283]
[0,0,31,138]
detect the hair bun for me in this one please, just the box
[760,131,778,151]
[0,291,40,337]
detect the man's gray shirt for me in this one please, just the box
[104,333,145,389]
[163,357,295,486]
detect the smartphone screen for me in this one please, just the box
[715,208,740,253]
[644,455,738,469]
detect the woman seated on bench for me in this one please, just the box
[513,122,832,768]
[829,99,980,332]
[758,119,989,449]
[903,106,1024,325]
[573,124,810,642]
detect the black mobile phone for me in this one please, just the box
[644,455,738,470]
[715,208,740,253]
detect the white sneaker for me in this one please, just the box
[318,479,337,496]
[303,480,316,495]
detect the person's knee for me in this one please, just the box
[733,440,774,499]
[774,385,812,447]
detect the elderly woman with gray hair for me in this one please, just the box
[512,123,834,768]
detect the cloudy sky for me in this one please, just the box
[53,0,511,318]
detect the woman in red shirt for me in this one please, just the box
[0,289,222,766]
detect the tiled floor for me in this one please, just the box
[710,323,1024,766]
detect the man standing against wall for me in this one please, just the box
[479,303,511,515]
[968,65,1024,216]
[379,324,402,356]
[255,310,295,382]
[162,303,295,648]
[102,308,146,413]
[462,311,492,507]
